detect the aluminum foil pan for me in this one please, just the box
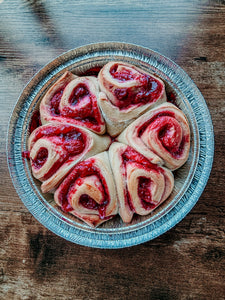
[7,42,214,248]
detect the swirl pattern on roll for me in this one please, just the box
[26,62,192,228]
[98,61,167,136]
[40,71,106,134]
[54,152,118,227]
[28,122,111,193]
[109,142,174,223]
[118,103,190,170]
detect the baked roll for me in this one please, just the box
[109,142,174,223]
[28,122,111,193]
[40,71,106,134]
[118,102,190,170]
[54,152,118,227]
[98,61,166,136]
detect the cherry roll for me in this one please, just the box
[28,122,111,193]
[118,103,190,170]
[54,152,118,227]
[109,142,174,223]
[40,71,106,134]
[98,61,166,136]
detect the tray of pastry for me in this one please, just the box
[7,42,214,248]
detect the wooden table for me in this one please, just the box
[1,1,224,299]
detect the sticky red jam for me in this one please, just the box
[55,85,104,131]
[44,158,68,180]
[115,78,162,109]
[167,91,177,106]
[170,135,189,157]
[33,125,86,155]
[110,64,135,81]
[81,66,102,77]
[30,125,86,178]
[60,107,102,130]
[79,194,99,210]
[62,131,86,154]
[22,150,30,159]
[122,146,156,168]
[138,111,187,158]
[110,64,163,109]
[158,121,182,153]
[122,146,161,210]
[57,159,110,219]
[29,111,41,133]
[32,147,48,169]
[138,177,151,202]
[137,177,156,210]
[138,111,175,136]
[50,89,65,115]
[69,84,89,106]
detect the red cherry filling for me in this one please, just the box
[61,107,101,127]
[172,135,189,157]
[138,111,175,136]
[33,126,86,156]
[50,85,91,116]
[122,146,160,211]
[22,150,30,159]
[69,84,90,106]
[114,88,128,101]
[32,147,48,169]
[167,91,177,106]
[58,160,110,219]
[58,84,103,128]
[122,147,154,168]
[110,64,135,81]
[158,122,182,153]
[109,65,163,109]
[79,194,99,210]
[62,131,85,155]
[138,177,151,202]
[29,111,42,133]
[50,89,64,115]
[138,177,156,210]
[30,126,87,180]
[78,195,108,220]
[47,79,104,131]
[138,112,188,158]
[134,78,159,103]
[81,67,102,77]
[113,79,162,109]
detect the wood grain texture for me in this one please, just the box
[0,0,224,299]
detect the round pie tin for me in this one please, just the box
[7,42,214,248]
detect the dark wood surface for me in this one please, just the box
[0,1,224,299]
